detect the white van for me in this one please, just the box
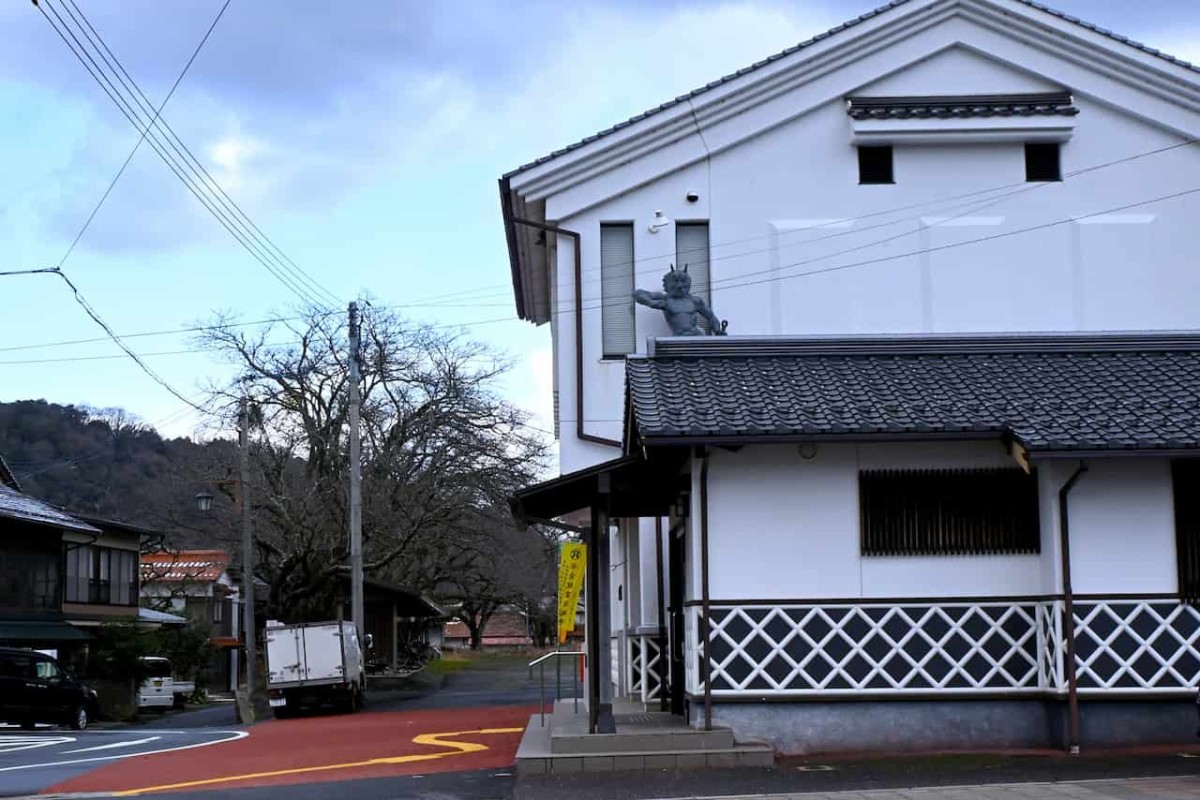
[137,657,176,710]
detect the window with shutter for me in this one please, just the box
[600,223,636,357]
[859,468,1040,556]
[676,222,711,332]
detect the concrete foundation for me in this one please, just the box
[710,698,1199,755]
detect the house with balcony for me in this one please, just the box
[0,455,95,654]
[501,0,1200,755]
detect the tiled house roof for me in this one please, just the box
[0,485,100,533]
[626,333,1200,453]
[0,454,20,491]
[444,610,532,645]
[845,92,1078,120]
[141,550,231,583]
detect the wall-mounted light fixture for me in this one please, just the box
[648,210,671,234]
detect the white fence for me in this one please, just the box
[691,597,1200,697]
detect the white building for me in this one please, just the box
[501,0,1200,754]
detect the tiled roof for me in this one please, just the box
[141,550,231,583]
[444,611,531,642]
[846,92,1078,120]
[626,334,1200,453]
[0,455,19,491]
[502,0,1196,179]
[0,485,100,533]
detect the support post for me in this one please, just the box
[699,450,713,731]
[1058,462,1088,755]
[238,398,256,703]
[587,472,616,734]
[655,516,668,711]
[348,301,365,643]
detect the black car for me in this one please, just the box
[0,647,99,730]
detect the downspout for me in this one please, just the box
[655,516,668,711]
[509,215,622,449]
[699,449,713,731]
[1058,462,1088,755]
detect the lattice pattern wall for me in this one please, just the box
[628,634,665,702]
[1072,601,1200,692]
[692,598,1200,697]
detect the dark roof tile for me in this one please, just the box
[627,334,1200,452]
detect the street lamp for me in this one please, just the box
[195,491,214,514]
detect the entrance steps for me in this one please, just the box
[515,699,774,775]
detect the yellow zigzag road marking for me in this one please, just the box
[111,727,524,796]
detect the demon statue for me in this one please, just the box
[633,264,728,336]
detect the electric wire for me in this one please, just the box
[58,0,339,308]
[35,0,336,309]
[52,0,232,271]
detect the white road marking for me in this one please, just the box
[0,735,75,753]
[0,730,248,772]
[63,736,161,754]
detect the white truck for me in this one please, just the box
[264,620,367,719]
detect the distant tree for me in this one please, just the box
[193,304,549,623]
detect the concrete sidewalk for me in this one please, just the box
[663,777,1200,800]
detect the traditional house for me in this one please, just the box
[0,455,95,655]
[500,0,1200,754]
[141,550,239,691]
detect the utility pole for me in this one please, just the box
[348,302,364,643]
[238,397,257,702]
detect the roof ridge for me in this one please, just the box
[645,331,1200,359]
[503,0,1197,179]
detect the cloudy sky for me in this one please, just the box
[1,0,1197,448]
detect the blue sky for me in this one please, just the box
[1,0,1197,446]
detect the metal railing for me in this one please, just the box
[528,649,585,726]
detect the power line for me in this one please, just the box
[46,269,208,411]
[59,0,338,309]
[35,0,338,309]
[52,0,232,270]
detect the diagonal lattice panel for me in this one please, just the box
[705,602,1041,695]
[1073,601,1200,691]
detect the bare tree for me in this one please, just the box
[194,305,548,622]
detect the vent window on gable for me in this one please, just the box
[845,93,1078,175]
[1025,142,1062,182]
[857,146,894,185]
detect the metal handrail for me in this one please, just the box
[528,649,585,726]
[528,650,583,668]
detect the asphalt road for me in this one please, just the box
[5,656,545,799]
[0,727,244,797]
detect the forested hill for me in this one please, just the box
[0,400,233,548]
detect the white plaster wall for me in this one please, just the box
[548,42,1199,474]
[1066,459,1178,594]
[705,442,1054,600]
[704,443,1180,600]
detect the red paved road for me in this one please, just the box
[47,705,536,796]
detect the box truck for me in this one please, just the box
[264,620,366,719]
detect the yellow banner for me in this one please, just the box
[557,542,586,644]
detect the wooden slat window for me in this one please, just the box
[859,468,1040,556]
[1172,461,1200,603]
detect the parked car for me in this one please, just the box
[137,656,196,710]
[0,647,99,730]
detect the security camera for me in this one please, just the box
[685,190,700,203]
